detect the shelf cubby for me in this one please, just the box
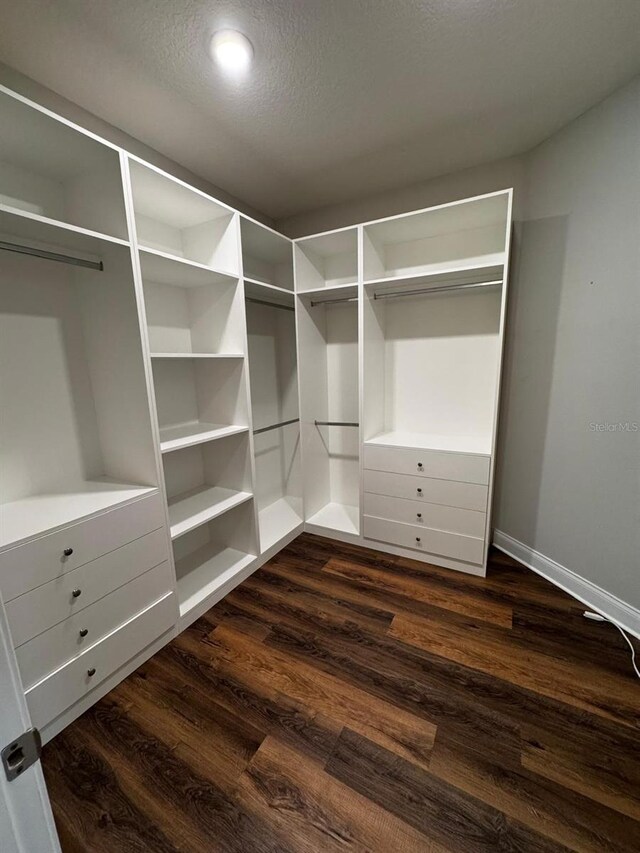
[129,160,238,274]
[0,234,159,549]
[241,218,293,290]
[140,249,244,356]
[363,193,509,283]
[163,433,254,540]
[0,90,128,240]
[295,227,358,291]
[173,500,257,618]
[296,291,360,536]
[153,356,249,454]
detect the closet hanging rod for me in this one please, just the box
[314,420,359,427]
[310,296,358,307]
[373,279,502,300]
[253,417,300,435]
[246,296,294,312]
[0,239,104,271]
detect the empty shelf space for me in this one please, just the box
[176,546,255,617]
[168,485,253,540]
[297,282,359,300]
[366,430,492,456]
[159,422,249,453]
[150,352,244,359]
[259,497,303,552]
[363,260,504,290]
[306,502,359,536]
[0,479,158,550]
[138,246,238,288]
[241,218,293,290]
[295,227,358,290]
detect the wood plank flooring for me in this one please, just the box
[42,534,640,852]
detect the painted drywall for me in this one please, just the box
[495,74,640,610]
[278,155,528,237]
[0,62,273,226]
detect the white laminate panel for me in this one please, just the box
[364,493,486,538]
[363,469,488,511]
[16,561,174,689]
[25,592,176,730]
[364,515,484,564]
[364,444,490,485]
[0,492,164,601]
[6,528,168,647]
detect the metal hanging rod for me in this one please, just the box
[310,296,358,307]
[0,239,104,271]
[253,417,300,435]
[246,296,294,312]
[373,279,502,301]
[314,420,359,427]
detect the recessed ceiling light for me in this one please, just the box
[210,30,253,75]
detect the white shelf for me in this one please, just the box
[258,497,303,552]
[159,422,248,454]
[366,430,492,456]
[176,545,255,617]
[297,282,359,298]
[363,259,504,289]
[168,486,253,540]
[0,205,129,258]
[150,352,244,359]
[244,276,294,294]
[138,246,238,287]
[0,479,158,550]
[306,502,359,536]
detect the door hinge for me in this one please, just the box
[2,728,42,781]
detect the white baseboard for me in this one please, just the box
[493,529,640,640]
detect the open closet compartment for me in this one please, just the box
[172,499,258,621]
[129,159,239,274]
[294,226,358,293]
[0,224,159,549]
[296,285,360,537]
[241,216,294,290]
[362,190,512,572]
[246,285,302,551]
[0,88,129,241]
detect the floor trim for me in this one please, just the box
[493,529,640,640]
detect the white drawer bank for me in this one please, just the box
[0,491,177,739]
[363,442,491,572]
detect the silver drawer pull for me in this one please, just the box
[71,588,82,599]
[416,513,422,519]
[87,667,96,677]
[415,537,421,543]
[416,488,422,494]
[79,628,88,638]
[63,547,74,557]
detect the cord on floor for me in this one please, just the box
[584,611,640,680]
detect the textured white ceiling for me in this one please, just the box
[0,0,639,220]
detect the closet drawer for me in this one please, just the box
[364,515,484,564]
[363,469,488,511]
[16,561,174,690]
[0,492,164,602]
[25,591,176,731]
[364,493,486,538]
[6,528,168,648]
[364,445,490,485]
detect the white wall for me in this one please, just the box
[495,75,640,610]
[280,75,640,615]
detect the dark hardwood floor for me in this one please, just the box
[42,533,640,852]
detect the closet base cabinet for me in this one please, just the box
[0,492,176,739]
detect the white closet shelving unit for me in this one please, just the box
[0,83,513,750]
[295,227,360,538]
[243,218,303,551]
[129,160,260,624]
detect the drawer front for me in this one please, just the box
[363,469,488,512]
[364,493,486,538]
[0,492,164,602]
[364,445,490,485]
[25,591,176,731]
[16,561,174,690]
[7,528,168,648]
[364,515,484,564]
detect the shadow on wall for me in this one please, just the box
[493,215,569,544]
